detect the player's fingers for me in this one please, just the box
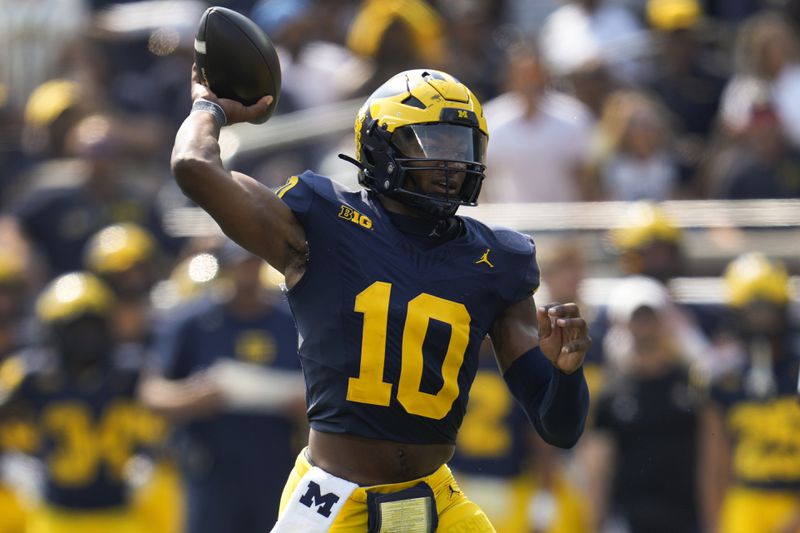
[547,302,580,318]
[537,306,552,338]
[554,317,587,334]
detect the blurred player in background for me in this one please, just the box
[701,253,800,533]
[140,240,304,533]
[83,223,162,346]
[171,64,590,532]
[82,223,181,533]
[0,272,163,533]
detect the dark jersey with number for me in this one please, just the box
[278,172,539,444]
[449,349,532,477]
[2,347,157,509]
[710,349,800,491]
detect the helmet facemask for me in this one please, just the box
[355,119,487,219]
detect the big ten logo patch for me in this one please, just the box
[338,205,373,230]
[235,330,276,364]
[299,481,341,517]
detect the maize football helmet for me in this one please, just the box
[36,272,115,325]
[342,69,488,219]
[610,202,682,251]
[724,253,792,308]
[84,223,156,274]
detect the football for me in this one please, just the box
[194,6,281,123]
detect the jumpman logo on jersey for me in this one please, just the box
[474,249,494,268]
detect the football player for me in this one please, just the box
[82,224,182,533]
[0,272,163,533]
[171,67,591,531]
[701,254,800,533]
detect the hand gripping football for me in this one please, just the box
[194,6,281,124]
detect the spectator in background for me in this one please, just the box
[140,241,305,533]
[0,0,90,121]
[13,111,174,276]
[251,0,368,112]
[562,59,618,122]
[480,43,596,203]
[581,276,702,533]
[719,11,800,150]
[701,253,800,533]
[711,103,800,199]
[0,272,163,533]
[644,0,727,195]
[539,0,650,86]
[594,90,679,201]
[346,0,447,94]
[438,0,506,102]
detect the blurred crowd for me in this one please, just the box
[0,0,799,532]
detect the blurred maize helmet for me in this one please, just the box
[36,272,116,367]
[647,0,701,31]
[84,223,155,274]
[344,69,488,219]
[610,202,682,250]
[610,202,684,281]
[724,253,791,308]
[84,223,158,299]
[724,253,792,340]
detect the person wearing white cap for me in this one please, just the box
[580,275,702,533]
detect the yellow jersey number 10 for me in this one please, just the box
[346,281,471,420]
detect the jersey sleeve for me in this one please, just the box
[274,171,317,222]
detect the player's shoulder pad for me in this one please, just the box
[463,218,536,257]
[275,171,359,216]
[491,226,536,256]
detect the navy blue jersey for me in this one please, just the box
[4,348,152,509]
[154,296,300,487]
[278,172,539,444]
[709,349,800,490]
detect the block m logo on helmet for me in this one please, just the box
[299,481,341,517]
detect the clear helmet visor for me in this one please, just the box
[391,123,487,164]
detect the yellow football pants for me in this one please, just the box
[720,487,800,533]
[278,450,495,532]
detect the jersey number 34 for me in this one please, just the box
[347,281,470,420]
